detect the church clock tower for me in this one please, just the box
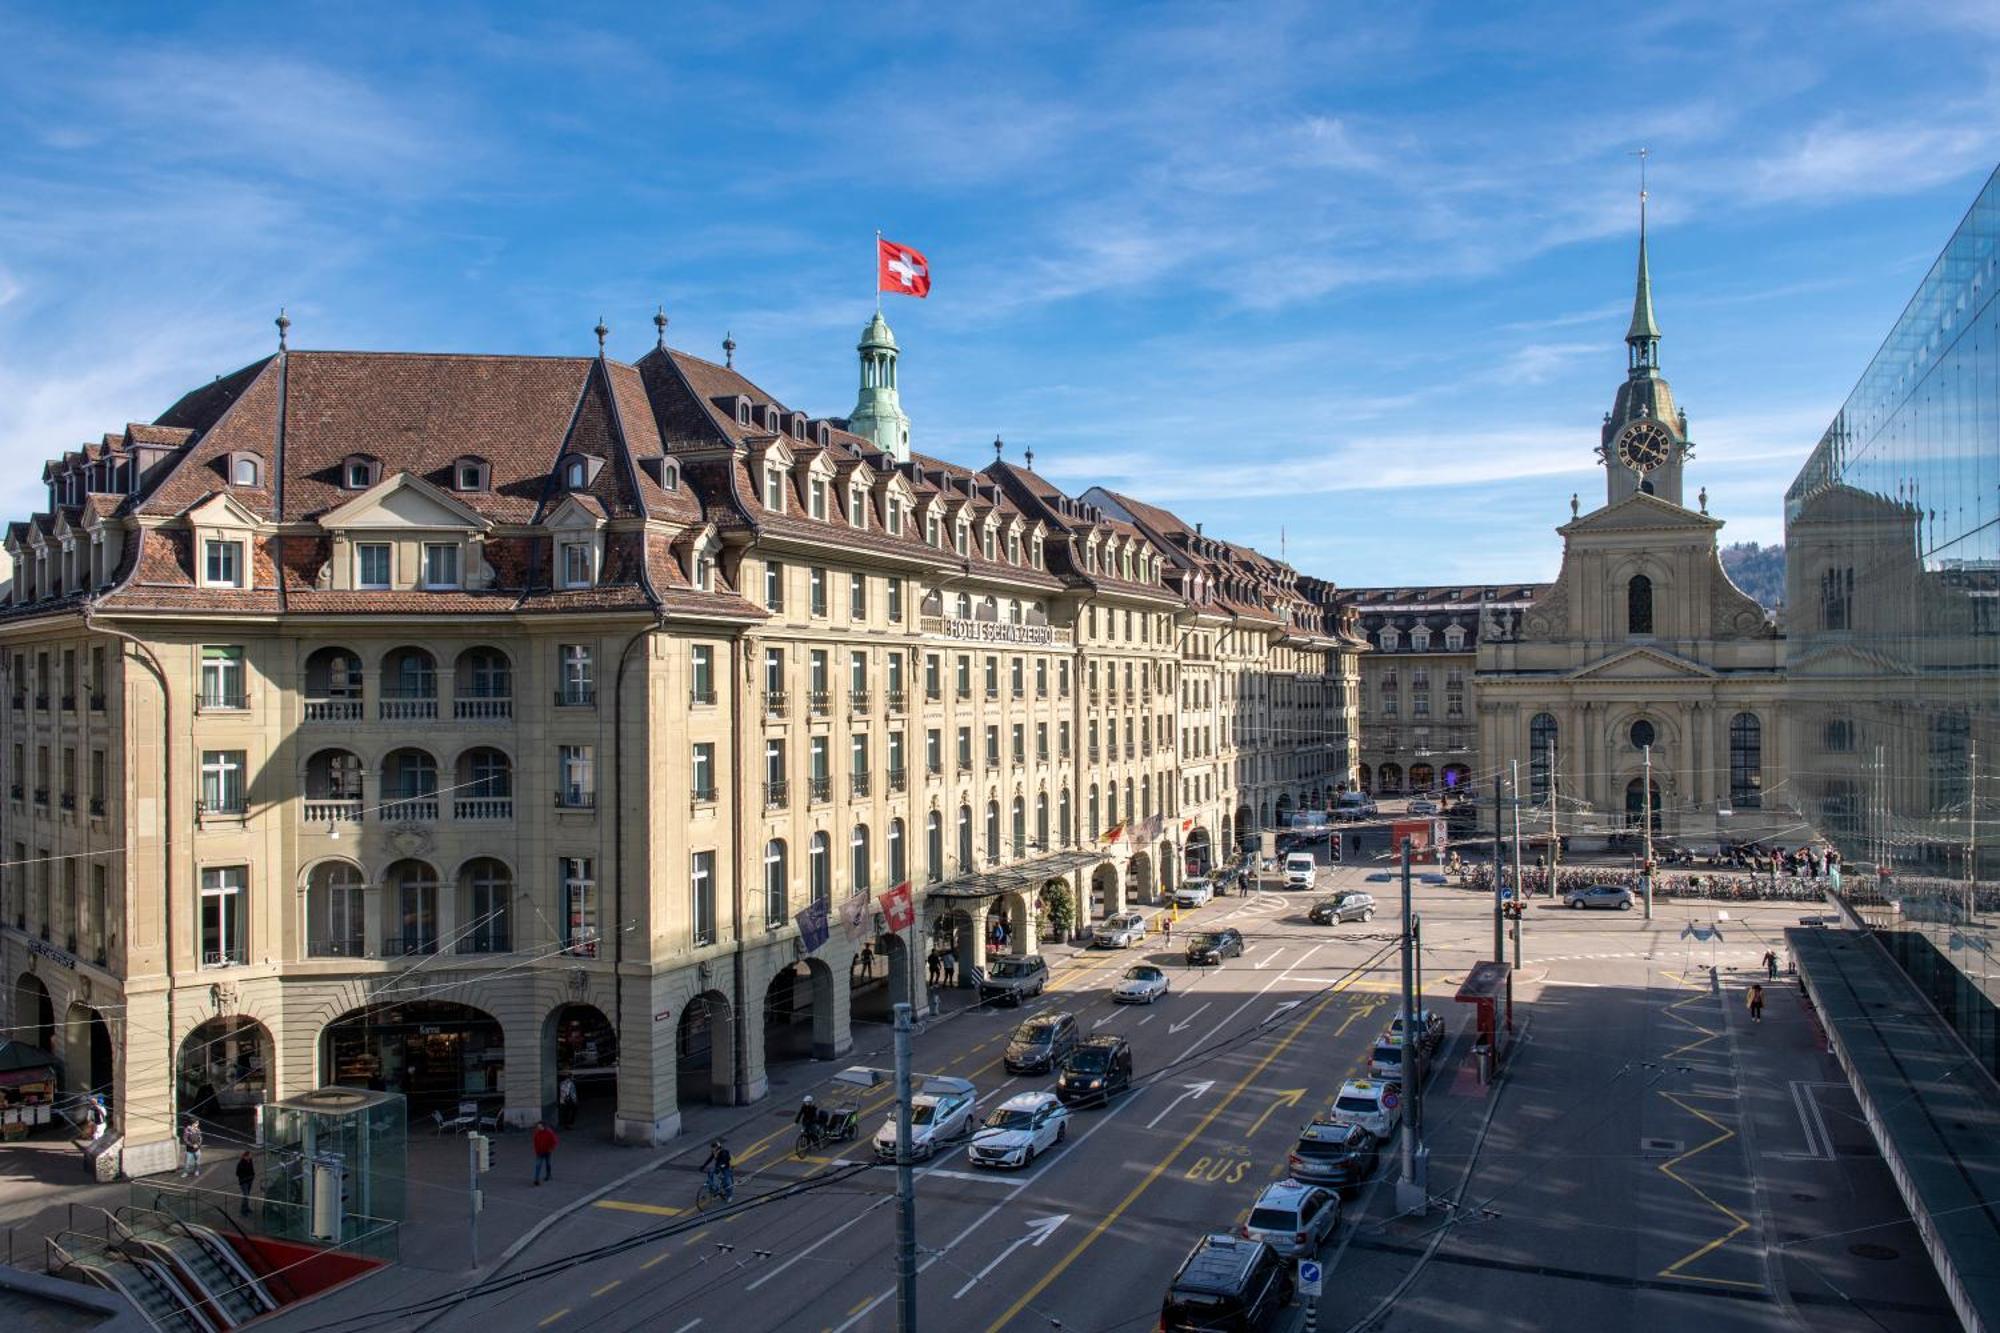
[1599,190,1693,508]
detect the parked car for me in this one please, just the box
[1287,1118,1380,1189]
[966,1091,1068,1169]
[1160,1234,1293,1331]
[1004,1011,1079,1074]
[1563,883,1637,911]
[1388,1008,1447,1056]
[1174,878,1216,908]
[1368,1030,1419,1083]
[873,1076,978,1161]
[1334,795,1379,821]
[1186,927,1245,966]
[1240,1179,1340,1257]
[1112,962,1172,1004]
[1308,891,1376,925]
[1407,798,1439,815]
[1328,1077,1400,1141]
[1091,912,1147,949]
[978,954,1050,1006]
[1056,1035,1133,1107]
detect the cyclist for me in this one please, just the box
[703,1139,734,1201]
[796,1094,822,1143]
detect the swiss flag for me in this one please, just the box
[877,238,931,298]
[879,882,915,933]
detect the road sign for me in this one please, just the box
[1298,1259,1323,1296]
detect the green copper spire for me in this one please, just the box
[848,311,911,462]
[1625,186,1661,375]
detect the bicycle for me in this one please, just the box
[695,1167,735,1211]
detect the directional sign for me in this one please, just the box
[1298,1259,1323,1297]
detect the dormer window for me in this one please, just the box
[560,541,594,588]
[815,422,831,447]
[228,454,262,487]
[692,548,714,591]
[886,500,903,536]
[1444,625,1465,651]
[954,522,969,556]
[848,486,866,528]
[763,465,785,512]
[981,529,996,561]
[202,538,245,589]
[925,513,940,547]
[1031,536,1044,568]
[454,457,491,492]
[737,400,753,425]
[565,459,588,489]
[809,478,828,520]
[342,455,381,490]
[1410,627,1431,651]
[1379,626,1401,651]
[1007,533,1021,565]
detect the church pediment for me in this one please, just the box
[1565,645,1718,681]
[1561,490,1720,537]
[1787,641,1914,678]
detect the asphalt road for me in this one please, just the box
[434,872,1432,1333]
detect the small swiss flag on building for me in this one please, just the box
[877,238,931,298]
[879,882,916,933]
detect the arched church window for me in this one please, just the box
[1729,713,1763,810]
[1529,713,1557,804]
[1627,575,1653,636]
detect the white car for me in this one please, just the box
[1240,1179,1341,1257]
[873,1076,978,1161]
[1091,912,1148,949]
[1112,962,1172,1004]
[965,1091,1069,1169]
[1407,799,1439,816]
[1368,1030,1418,1083]
[1173,879,1215,908]
[1328,1077,1401,1142]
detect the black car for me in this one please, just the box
[1287,1118,1380,1189]
[1161,1233,1293,1331]
[1186,927,1245,966]
[1004,1011,1079,1074]
[1056,1035,1132,1107]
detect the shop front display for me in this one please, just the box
[323,1001,504,1116]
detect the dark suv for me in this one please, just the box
[1161,1233,1293,1330]
[1287,1118,1379,1189]
[1004,1011,1078,1074]
[977,954,1050,1006]
[1056,1035,1132,1107]
[1186,927,1245,966]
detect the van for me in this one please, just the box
[1284,853,1317,889]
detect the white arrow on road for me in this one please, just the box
[1255,946,1283,969]
[952,1214,1069,1299]
[1093,1014,1119,1030]
[1267,999,1303,1023]
[1146,1080,1216,1129]
[1167,1002,1212,1035]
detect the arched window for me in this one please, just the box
[851,824,871,893]
[1035,793,1049,849]
[926,812,943,884]
[307,862,365,958]
[986,800,1001,865]
[1629,718,1655,750]
[809,832,831,905]
[1059,789,1072,846]
[386,859,439,956]
[1528,713,1558,805]
[1012,796,1027,857]
[1730,713,1764,810]
[888,818,905,886]
[230,456,260,487]
[1627,575,1653,635]
[957,804,973,872]
[764,839,788,926]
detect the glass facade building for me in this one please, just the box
[1787,166,2000,1071]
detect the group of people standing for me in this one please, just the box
[925,947,959,988]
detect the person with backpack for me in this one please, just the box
[1747,983,1766,1024]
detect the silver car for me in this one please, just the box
[1240,1179,1340,1257]
[1563,883,1636,911]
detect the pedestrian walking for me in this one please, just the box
[942,951,956,987]
[557,1072,579,1129]
[235,1151,256,1216]
[1163,917,1173,946]
[1747,983,1765,1024]
[860,942,875,978]
[179,1118,203,1178]
[926,950,941,987]
[1763,949,1779,981]
[531,1120,558,1185]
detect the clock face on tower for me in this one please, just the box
[1616,419,1674,475]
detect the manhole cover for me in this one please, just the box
[1790,1192,1817,1203]
[1849,1243,1899,1262]
[1641,1138,1684,1156]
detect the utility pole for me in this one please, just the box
[1491,770,1505,963]
[1967,740,1980,923]
[1510,760,1524,970]
[893,1002,917,1333]
[1547,737,1560,892]
[1396,837,1426,1213]
[1641,744,1655,920]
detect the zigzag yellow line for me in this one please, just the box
[1651,975,1764,1290]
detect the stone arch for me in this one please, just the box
[1275,793,1295,826]
[1157,840,1176,895]
[63,1003,114,1103]
[1357,763,1372,792]
[765,956,842,1062]
[320,999,498,1117]
[179,1013,273,1127]
[544,1001,616,1127]
[14,972,54,1051]
[1409,763,1435,792]
[932,906,981,988]
[1377,762,1404,793]
[1090,861,1124,920]
[1128,850,1154,905]
[1234,805,1254,853]
[989,890,1032,956]
[676,989,735,1106]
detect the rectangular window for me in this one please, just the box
[561,542,594,588]
[1059,721,1071,757]
[957,727,972,768]
[955,655,971,697]
[1036,723,1049,762]
[985,725,1000,767]
[1059,661,1071,696]
[810,567,827,616]
[691,852,716,946]
[355,542,391,589]
[765,561,784,611]
[89,749,106,808]
[563,857,599,956]
[926,729,942,773]
[421,542,460,588]
[200,646,245,709]
[691,743,716,802]
[559,644,595,705]
[199,750,246,816]
[984,656,998,696]
[850,650,868,695]
[925,653,941,699]
[1010,657,1024,696]
[1036,659,1048,697]
[848,487,865,527]
[764,647,785,697]
[691,645,715,704]
[850,572,867,619]
[204,539,244,588]
[88,864,107,961]
[1011,723,1025,764]
[199,866,247,967]
[763,465,785,511]
[887,578,903,622]
[886,652,904,697]
[559,745,596,808]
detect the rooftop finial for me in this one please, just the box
[993,435,1003,461]
[653,305,668,349]
[275,307,291,352]
[594,316,609,353]
[722,331,736,369]
[1024,445,1034,470]
[1626,147,1661,370]
[1698,485,1708,515]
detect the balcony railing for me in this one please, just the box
[305,799,363,824]
[956,685,972,701]
[380,796,439,822]
[32,787,48,806]
[304,697,364,723]
[985,686,999,701]
[7,784,19,802]
[926,761,942,777]
[807,775,832,803]
[555,789,597,811]
[379,694,438,721]
[454,695,514,721]
[887,768,908,793]
[765,690,788,716]
[851,772,871,797]
[454,797,514,820]
[926,686,942,703]
[850,690,871,713]
[197,691,247,712]
[58,792,74,811]
[690,687,717,707]
[691,785,717,804]
[1088,746,1101,763]
[555,687,596,707]
[886,689,906,713]
[808,690,830,716]
[764,779,789,810]
[310,937,368,959]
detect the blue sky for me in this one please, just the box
[1,2,1995,585]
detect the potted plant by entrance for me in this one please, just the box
[1038,883,1076,945]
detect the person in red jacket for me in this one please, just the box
[531,1120,558,1185]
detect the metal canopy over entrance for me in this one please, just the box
[923,849,1103,903]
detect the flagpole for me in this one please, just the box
[875,229,882,314]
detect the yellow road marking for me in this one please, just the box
[848,1296,874,1316]
[641,1251,672,1270]
[1649,974,1762,1289]
[590,1280,620,1298]
[1246,1089,1307,1139]
[538,1311,570,1328]
[984,986,1349,1332]
[594,1199,685,1217]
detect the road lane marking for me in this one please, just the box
[1166,1002,1212,1034]
[983,986,1350,1333]
[590,1280,620,1298]
[641,1251,673,1269]
[538,1312,569,1328]
[951,1214,1068,1299]
[1246,1088,1306,1138]
[594,1200,685,1217]
[1144,1080,1217,1129]
[847,1296,873,1316]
